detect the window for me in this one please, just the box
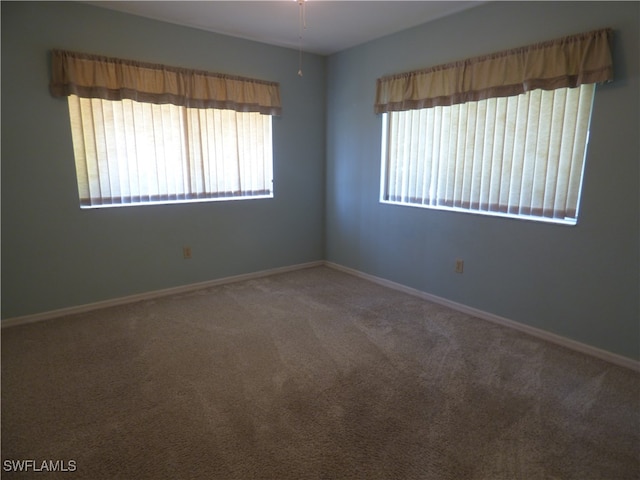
[68,96,273,207]
[50,50,281,208]
[380,84,595,224]
[375,28,613,225]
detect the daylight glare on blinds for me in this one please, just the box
[381,84,595,223]
[68,95,273,207]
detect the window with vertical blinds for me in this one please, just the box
[50,50,280,208]
[68,96,273,207]
[376,29,613,225]
[381,84,595,223]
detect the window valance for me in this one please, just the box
[375,28,613,114]
[50,50,282,116]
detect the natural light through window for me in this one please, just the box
[380,85,595,225]
[375,29,612,225]
[50,49,281,209]
[68,95,274,208]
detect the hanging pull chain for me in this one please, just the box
[298,0,306,77]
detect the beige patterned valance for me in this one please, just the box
[50,50,282,116]
[375,28,613,113]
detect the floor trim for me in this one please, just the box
[1,261,324,329]
[324,261,640,373]
[4,260,638,373]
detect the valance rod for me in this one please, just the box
[50,50,282,116]
[375,28,613,113]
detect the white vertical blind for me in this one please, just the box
[381,84,595,223]
[68,95,273,207]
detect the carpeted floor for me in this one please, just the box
[2,266,639,479]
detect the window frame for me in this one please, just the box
[50,49,282,209]
[67,95,275,209]
[379,85,596,226]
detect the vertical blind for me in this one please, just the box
[377,29,613,224]
[68,95,273,207]
[51,50,280,208]
[382,84,595,221]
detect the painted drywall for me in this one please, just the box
[1,2,326,318]
[3,1,638,362]
[325,2,640,360]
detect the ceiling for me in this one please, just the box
[88,1,483,56]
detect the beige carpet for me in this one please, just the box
[2,266,639,479]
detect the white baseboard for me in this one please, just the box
[1,261,324,329]
[3,259,638,373]
[324,261,640,373]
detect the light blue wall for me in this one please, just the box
[1,2,326,318]
[3,1,638,362]
[326,1,640,360]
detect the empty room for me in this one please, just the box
[2,1,638,478]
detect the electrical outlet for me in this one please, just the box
[455,259,464,274]
[183,246,192,259]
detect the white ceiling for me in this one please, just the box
[88,1,484,56]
